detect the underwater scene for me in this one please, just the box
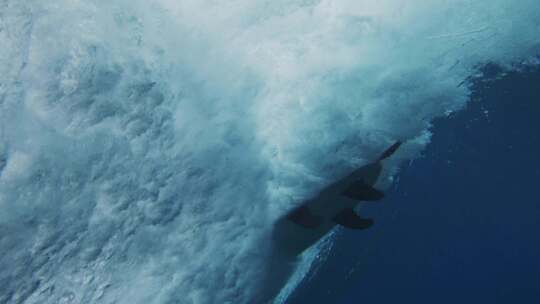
[1,1,539,303]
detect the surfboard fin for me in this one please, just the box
[287,206,322,229]
[342,179,384,201]
[333,208,373,229]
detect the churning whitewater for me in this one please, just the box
[1,1,539,303]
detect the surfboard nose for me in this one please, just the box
[377,141,403,161]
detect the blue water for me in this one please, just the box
[287,66,540,303]
[1,2,540,303]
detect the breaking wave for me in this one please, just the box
[1,1,539,303]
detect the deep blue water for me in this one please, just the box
[287,66,540,304]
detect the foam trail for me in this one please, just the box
[1,1,539,303]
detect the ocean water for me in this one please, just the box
[1,1,539,303]
[286,66,540,303]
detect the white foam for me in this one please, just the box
[0,151,32,181]
[1,1,539,303]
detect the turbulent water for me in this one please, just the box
[1,1,539,303]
